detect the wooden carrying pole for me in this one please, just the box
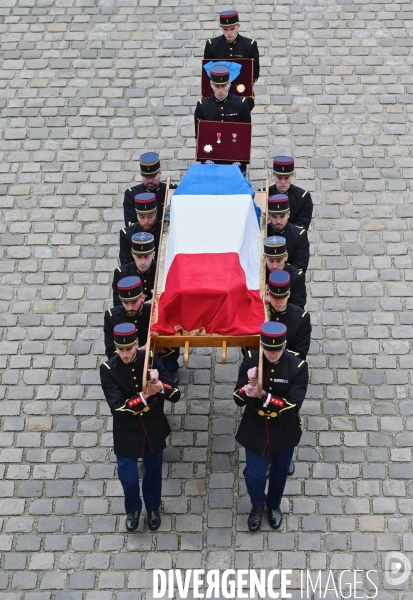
[142,177,171,392]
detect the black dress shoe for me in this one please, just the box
[268,507,282,529]
[147,509,161,531]
[288,460,295,476]
[247,506,264,532]
[125,510,141,532]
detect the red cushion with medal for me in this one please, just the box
[196,121,252,163]
[201,59,254,99]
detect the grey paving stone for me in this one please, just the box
[0,0,412,592]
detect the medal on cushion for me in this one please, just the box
[203,144,213,153]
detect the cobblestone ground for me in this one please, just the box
[1,0,413,597]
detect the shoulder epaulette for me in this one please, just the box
[128,188,132,192]
[117,267,121,272]
[248,351,251,358]
[286,349,299,356]
[298,269,303,275]
[108,309,112,317]
[298,360,305,368]
[122,228,126,234]
[302,311,307,317]
[251,39,255,44]
[302,190,308,197]
[103,362,110,369]
[199,100,202,105]
[299,229,306,235]
[208,38,211,44]
[242,97,246,102]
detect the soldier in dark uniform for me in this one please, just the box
[268,156,313,230]
[204,10,260,111]
[267,271,311,360]
[104,276,150,359]
[112,233,156,306]
[119,192,162,265]
[263,236,306,309]
[100,323,180,532]
[267,194,310,272]
[233,322,308,532]
[123,152,177,226]
[194,65,251,175]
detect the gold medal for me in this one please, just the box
[203,144,213,153]
[236,84,246,93]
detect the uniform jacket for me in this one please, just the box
[265,263,306,309]
[233,350,308,455]
[100,352,180,458]
[268,183,313,230]
[194,93,251,138]
[204,34,260,82]
[123,182,177,226]
[268,303,311,360]
[267,222,310,272]
[119,221,162,266]
[104,304,151,359]
[112,260,156,306]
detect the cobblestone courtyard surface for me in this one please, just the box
[1,0,413,597]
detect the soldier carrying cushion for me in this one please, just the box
[204,9,260,111]
[194,65,251,175]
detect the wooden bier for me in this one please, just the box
[142,178,269,394]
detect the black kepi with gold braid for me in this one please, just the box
[273,156,294,175]
[268,270,290,298]
[114,323,138,349]
[219,9,239,26]
[117,276,143,302]
[268,194,290,215]
[263,235,287,258]
[210,65,230,85]
[139,152,161,176]
[260,322,287,350]
[132,232,155,256]
[134,192,157,215]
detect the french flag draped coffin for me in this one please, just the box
[151,164,265,336]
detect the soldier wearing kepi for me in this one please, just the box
[268,156,313,230]
[104,276,150,359]
[267,194,310,272]
[100,323,180,533]
[119,193,162,265]
[267,271,311,361]
[263,235,306,309]
[233,322,308,532]
[194,65,251,175]
[112,233,156,307]
[204,9,260,110]
[123,152,176,226]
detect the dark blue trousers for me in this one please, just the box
[159,348,180,373]
[244,445,295,510]
[116,439,163,514]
